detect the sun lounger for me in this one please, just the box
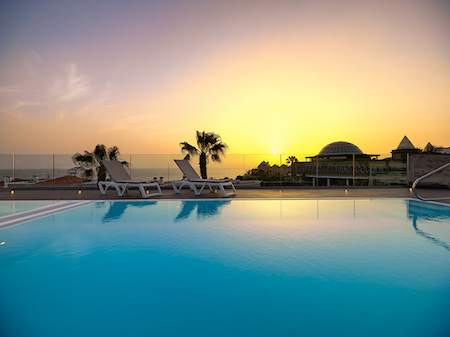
[171,159,236,197]
[98,160,162,198]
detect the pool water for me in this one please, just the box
[0,199,449,337]
[0,201,56,217]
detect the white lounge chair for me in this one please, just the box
[98,160,162,198]
[171,159,236,197]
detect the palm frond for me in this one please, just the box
[183,131,228,177]
[108,146,120,160]
[196,131,225,153]
[78,168,93,179]
[180,142,199,156]
[72,152,94,168]
[210,143,227,155]
[204,132,219,146]
[73,144,123,182]
[196,131,208,152]
[93,144,107,160]
[211,153,221,163]
[286,156,299,165]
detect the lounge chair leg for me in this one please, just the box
[98,182,107,195]
[171,181,181,194]
[139,184,162,198]
[117,185,127,197]
[218,183,236,197]
[193,183,206,196]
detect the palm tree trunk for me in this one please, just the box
[98,164,107,182]
[199,152,207,179]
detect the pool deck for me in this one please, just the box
[1,186,449,204]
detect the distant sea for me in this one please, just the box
[0,168,246,182]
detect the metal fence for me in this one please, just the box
[0,153,402,189]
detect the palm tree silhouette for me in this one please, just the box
[72,144,128,182]
[286,156,298,165]
[286,156,299,183]
[180,131,227,179]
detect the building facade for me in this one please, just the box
[292,137,420,186]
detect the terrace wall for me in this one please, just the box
[408,154,450,187]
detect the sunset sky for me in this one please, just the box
[1,0,449,156]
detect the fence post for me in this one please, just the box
[129,155,132,179]
[280,154,282,186]
[53,155,55,189]
[12,154,15,187]
[168,154,170,182]
[316,156,319,187]
[352,154,355,186]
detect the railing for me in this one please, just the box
[0,153,402,189]
[412,162,450,201]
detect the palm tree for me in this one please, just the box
[72,144,128,182]
[286,156,298,165]
[180,131,228,179]
[286,156,299,183]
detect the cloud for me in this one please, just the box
[0,86,22,94]
[0,49,112,122]
[79,82,112,112]
[48,63,89,101]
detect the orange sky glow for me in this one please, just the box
[1,0,449,157]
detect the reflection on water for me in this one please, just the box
[95,199,450,253]
[407,199,450,221]
[101,201,157,222]
[95,200,230,224]
[407,199,450,252]
[174,200,231,223]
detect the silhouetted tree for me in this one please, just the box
[286,156,299,183]
[180,131,227,179]
[72,144,128,182]
[286,156,299,165]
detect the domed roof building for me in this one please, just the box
[318,141,364,156]
[308,141,378,160]
[278,135,448,188]
[297,140,382,187]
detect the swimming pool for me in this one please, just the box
[0,201,56,217]
[0,199,449,337]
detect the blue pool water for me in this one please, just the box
[0,199,449,337]
[0,201,56,217]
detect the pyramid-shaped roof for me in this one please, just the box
[396,136,415,150]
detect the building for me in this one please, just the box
[423,142,450,155]
[243,136,449,187]
[293,137,421,186]
[391,136,421,161]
